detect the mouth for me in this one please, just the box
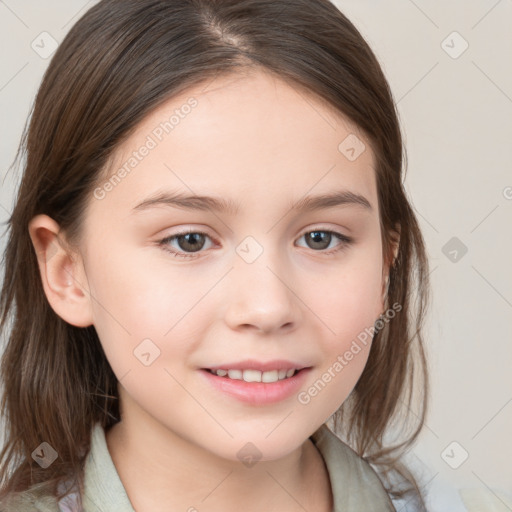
[203,367,302,383]
[199,364,312,405]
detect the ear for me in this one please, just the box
[28,214,93,328]
[381,223,400,308]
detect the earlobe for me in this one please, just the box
[28,214,94,328]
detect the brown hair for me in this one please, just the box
[0,0,430,508]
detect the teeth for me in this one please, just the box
[227,369,243,380]
[262,370,278,383]
[243,369,262,382]
[211,368,297,382]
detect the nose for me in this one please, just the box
[223,252,300,335]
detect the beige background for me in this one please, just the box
[1,1,511,511]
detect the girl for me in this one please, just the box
[0,1,430,510]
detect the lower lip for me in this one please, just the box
[199,368,312,405]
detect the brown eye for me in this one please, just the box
[175,233,206,252]
[296,229,353,254]
[158,230,214,258]
[305,231,332,250]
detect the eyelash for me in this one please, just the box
[157,228,353,259]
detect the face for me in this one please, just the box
[70,69,387,461]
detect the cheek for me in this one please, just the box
[84,244,209,376]
[295,249,382,412]
[297,303,375,420]
[87,238,210,326]
[302,343,370,422]
[312,249,384,340]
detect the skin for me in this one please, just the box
[29,68,395,512]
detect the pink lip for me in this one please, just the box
[199,367,312,405]
[203,359,309,372]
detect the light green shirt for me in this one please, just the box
[1,422,396,511]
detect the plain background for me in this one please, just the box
[0,1,511,511]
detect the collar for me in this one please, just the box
[81,422,394,511]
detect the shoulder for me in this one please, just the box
[310,424,396,511]
[0,482,60,512]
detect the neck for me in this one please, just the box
[105,413,332,512]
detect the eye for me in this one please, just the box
[157,230,215,258]
[157,228,353,259]
[296,229,353,254]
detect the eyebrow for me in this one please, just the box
[131,189,373,215]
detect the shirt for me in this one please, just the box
[0,422,396,511]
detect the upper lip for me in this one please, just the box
[203,359,311,372]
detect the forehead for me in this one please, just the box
[89,69,377,220]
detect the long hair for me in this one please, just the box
[0,0,430,508]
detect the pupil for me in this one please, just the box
[308,231,330,250]
[180,233,204,252]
